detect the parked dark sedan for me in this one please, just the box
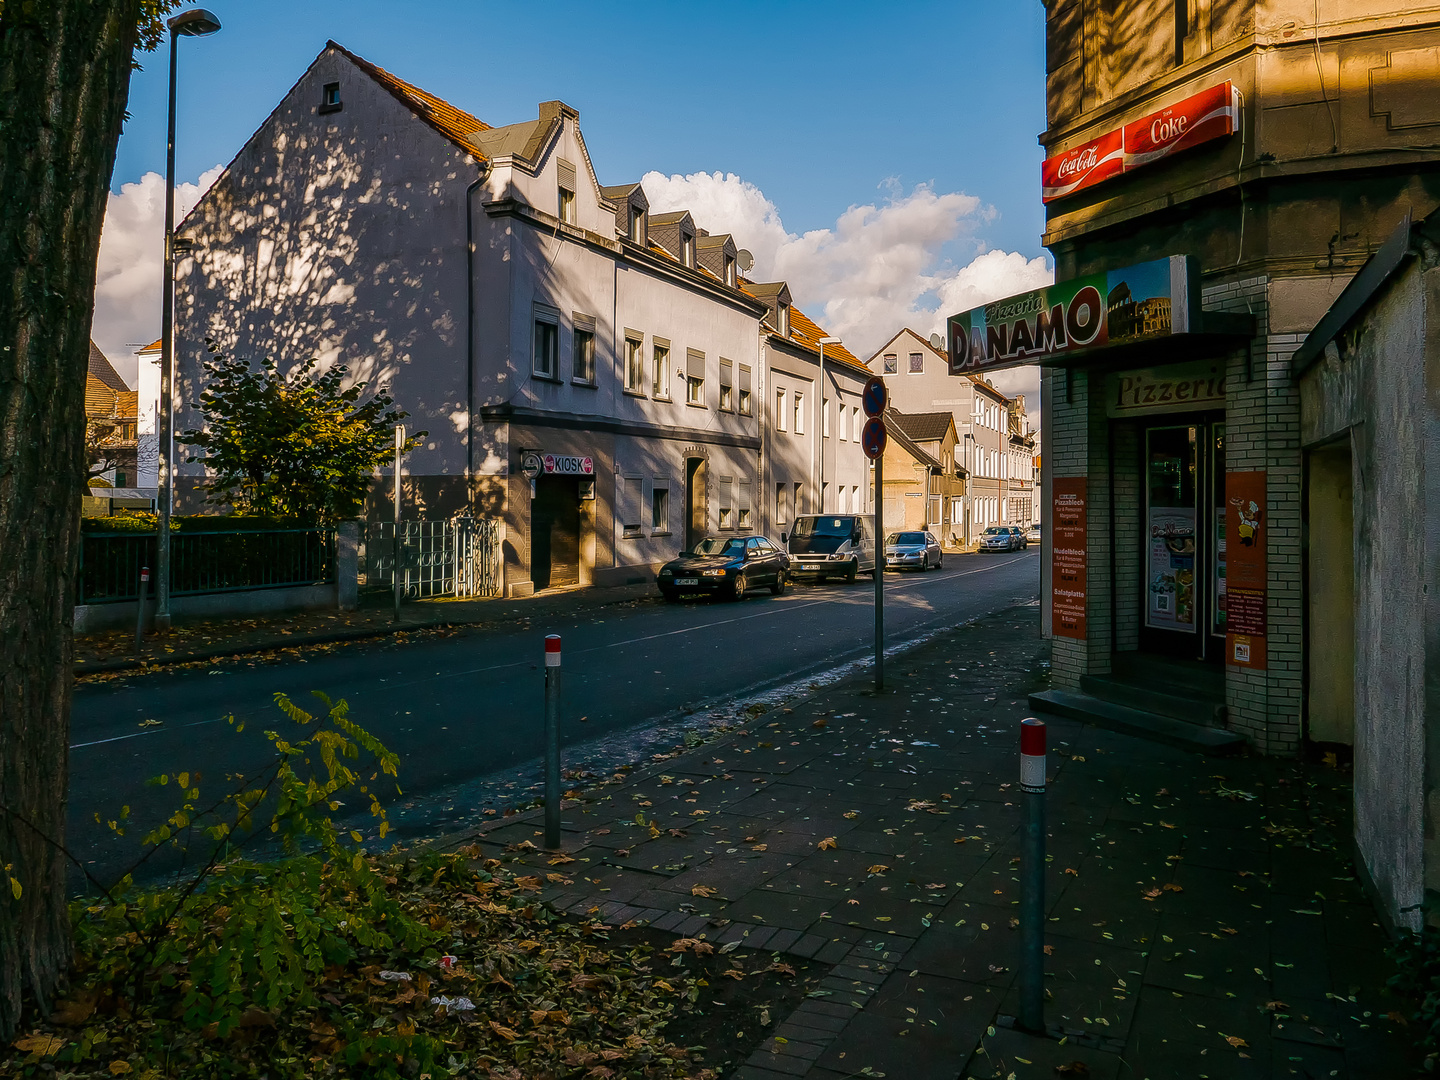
[657,535,790,602]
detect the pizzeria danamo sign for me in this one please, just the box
[1042,82,1241,202]
[947,255,1196,376]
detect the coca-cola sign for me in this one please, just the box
[1041,82,1240,203]
[1041,129,1122,201]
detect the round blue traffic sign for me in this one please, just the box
[861,416,887,460]
[862,376,888,418]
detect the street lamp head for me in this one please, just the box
[169,7,222,36]
[818,336,841,345]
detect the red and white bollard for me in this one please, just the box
[544,635,562,849]
[1019,717,1047,1033]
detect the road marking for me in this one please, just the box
[70,716,224,750]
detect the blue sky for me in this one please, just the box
[99,1,1051,398]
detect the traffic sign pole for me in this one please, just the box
[862,376,888,692]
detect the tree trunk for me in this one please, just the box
[0,1,142,1040]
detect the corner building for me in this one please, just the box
[1018,2,1440,757]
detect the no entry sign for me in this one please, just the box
[861,416,888,460]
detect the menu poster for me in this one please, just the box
[1147,508,1197,631]
[1051,478,1087,640]
[1226,471,1267,669]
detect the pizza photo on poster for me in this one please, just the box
[1147,508,1197,630]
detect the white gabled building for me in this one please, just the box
[172,41,863,595]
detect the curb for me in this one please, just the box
[74,585,661,677]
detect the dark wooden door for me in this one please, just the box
[533,477,579,589]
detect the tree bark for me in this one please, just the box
[0,1,143,1040]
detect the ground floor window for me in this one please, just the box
[718,475,734,530]
[738,480,752,529]
[776,483,787,527]
[651,483,669,534]
[621,475,643,537]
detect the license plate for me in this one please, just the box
[676,578,699,586]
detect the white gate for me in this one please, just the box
[365,516,501,598]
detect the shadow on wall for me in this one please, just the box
[171,73,477,499]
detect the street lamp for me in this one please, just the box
[155,7,221,631]
[816,336,840,513]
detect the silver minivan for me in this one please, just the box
[783,514,877,583]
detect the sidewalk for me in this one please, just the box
[73,580,659,675]
[463,606,1420,1080]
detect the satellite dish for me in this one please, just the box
[737,249,754,272]
[929,332,944,351]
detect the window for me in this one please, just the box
[738,364,753,415]
[719,358,734,412]
[533,313,559,379]
[838,404,848,442]
[793,391,805,435]
[557,158,577,225]
[852,485,860,514]
[821,482,829,512]
[823,397,831,438]
[775,389,787,431]
[115,469,128,487]
[776,483,787,525]
[320,82,342,114]
[629,205,646,242]
[738,480,752,528]
[651,483,670,533]
[624,333,645,394]
[929,496,942,525]
[778,302,790,337]
[909,352,924,373]
[852,406,860,441]
[793,481,804,516]
[718,476,734,530]
[724,254,736,286]
[883,353,898,374]
[652,342,671,399]
[681,230,695,268]
[686,349,705,406]
[621,476,643,537]
[572,328,595,383]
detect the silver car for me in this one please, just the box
[885,530,943,571]
[980,525,1022,552]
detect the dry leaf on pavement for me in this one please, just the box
[817,837,837,850]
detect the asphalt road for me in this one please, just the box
[68,549,1039,888]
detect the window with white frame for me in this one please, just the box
[851,406,860,442]
[681,230,695,268]
[738,480,752,528]
[620,475,643,537]
[775,482,787,525]
[718,475,734,529]
[629,205,646,242]
[738,364,753,415]
[793,391,805,435]
[909,352,923,373]
[651,482,669,534]
[852,485,860,513]
[652,340,671,399]
[532,305,559,379]
[557,159,577,224]
[572,313,596,384]
[778,302,790,337]
[624,333,645,394]
[719,358,734,412]
[838,403,848,441]
[823,396,830,438]
[686,349,705,406]
[794,481,803,515]
[775,388,787,432]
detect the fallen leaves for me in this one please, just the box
[817,837,837,850]
[690,884,719,898]
[12,1033,66,1055]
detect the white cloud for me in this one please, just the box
[639,169,1052,406]
[90,165,224,384]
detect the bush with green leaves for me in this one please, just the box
[184,342,425,524]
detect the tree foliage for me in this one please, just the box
[184,343,425,524]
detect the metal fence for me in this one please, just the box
[364,516,501,599]
[78,528,336,605]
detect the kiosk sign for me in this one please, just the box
[542,454,594,476]
[946,255,1197,377]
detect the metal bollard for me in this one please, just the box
[544,634,562,850]
[1018,717,1047,1033]
[135,566,151,655]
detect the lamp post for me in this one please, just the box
[816,336,840,513]
[154,7,222,632]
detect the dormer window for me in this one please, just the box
[681,231,695,268]
[320,82,342,114]
[724,254,736,287]
[778,302,790,337]
[629,205,646,243]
